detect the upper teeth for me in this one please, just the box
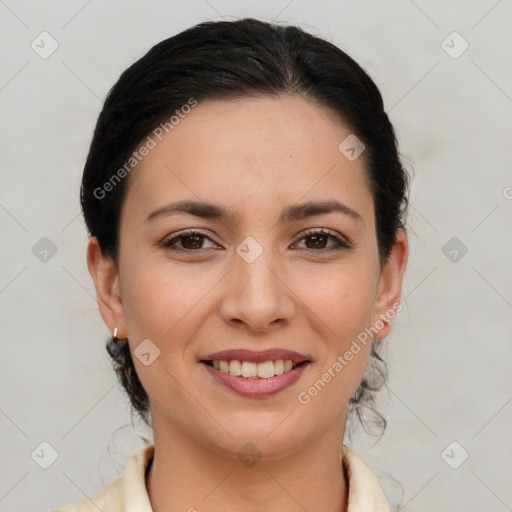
[212,359,297,378]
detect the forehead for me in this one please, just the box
[123,94,373,224]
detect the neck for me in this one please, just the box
[146,418,348,512]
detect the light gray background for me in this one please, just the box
[1,1,511,511]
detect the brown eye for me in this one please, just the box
[181,234,204,250]
[161,230,218,252]
[304,233,329,249]
[294,229,351,253]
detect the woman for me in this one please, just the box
[54,17,409,512]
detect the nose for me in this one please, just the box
[219,244,295,333]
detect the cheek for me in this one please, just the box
[120,256,223,342]
[294,263,376,338]
[119,259,222,406]
[293,264,376,396]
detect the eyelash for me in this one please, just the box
[161,228,352,254]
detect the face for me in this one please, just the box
[88,94,407,459]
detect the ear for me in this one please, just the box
[86,236,128,338]
[372,228,408,340]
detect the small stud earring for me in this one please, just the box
[113,327,118,341]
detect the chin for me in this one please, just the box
[201,416,313,461]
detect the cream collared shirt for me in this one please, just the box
[52,444,389,512]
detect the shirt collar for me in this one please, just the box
[122,443,389,512]
[341,444,390,512]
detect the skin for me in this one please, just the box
[87,94,408,512]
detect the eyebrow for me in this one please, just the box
[145,199,364,225]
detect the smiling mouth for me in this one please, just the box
[201,359,310,379]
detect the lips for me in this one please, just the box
[199,348,312,397]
